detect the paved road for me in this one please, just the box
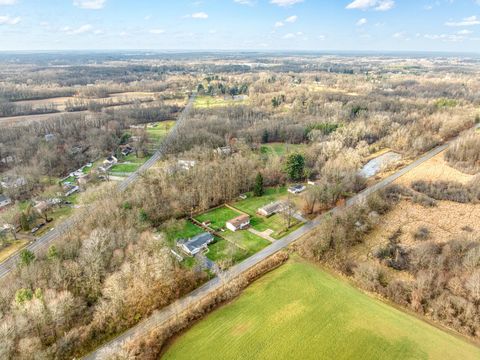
[83,138,454,360]
[0,95,196,279]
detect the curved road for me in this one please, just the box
[84,136,456,359]
[0,95,196,279]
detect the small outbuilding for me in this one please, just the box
[226,214,250,232]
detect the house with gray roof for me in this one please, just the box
[178,232,215,256]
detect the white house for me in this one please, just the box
[226,214,250,232]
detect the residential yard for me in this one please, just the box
[163,219,205,247]
[163,257,480,360]
[206,238,248,263]
[145,120,175,143]
[231,187,302,239]
[194,95,248,108]
[194,206,241,231]
[0,239,29,263]
[195,206,270,256]
[260,143,306,157]
[109,153,149,174]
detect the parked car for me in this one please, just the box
[288,184,306,194]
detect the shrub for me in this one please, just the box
[413,226,430,241]
[412,193,437,207]
[445,133,480,174]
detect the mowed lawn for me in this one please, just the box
[260,143,306,157]
[163,258,480,360]
[194,95,248,108]
[195,206,270,257]
[195,206,240,231]
[232,187,301,239]
[146,120,176,143]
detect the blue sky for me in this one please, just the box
[1,0,480,52]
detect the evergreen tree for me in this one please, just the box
[284,153,305,181]
[19,249,35,267]
[254,173,264,197]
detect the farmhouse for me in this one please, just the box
[103,155,118,167]
[121,145,134,156]
[0,194,12,209]
[178,232,215,256]
[257,201,286,217]
[226,214,250,232]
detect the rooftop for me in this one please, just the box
[182,232,214,253]
[227,214,250,228]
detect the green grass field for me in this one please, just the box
[194,95,248,108]
[163,219,205,246]
[163,258,480,360]
[145,120,176,143]
[231,187,301,239]
[109,163,141,173]
[206,238,248,263]
[194,206,241,231]
[260,143,306,157]
[195,206,269,258]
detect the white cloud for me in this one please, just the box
[0,15,20,25]
[64,24,94,35]
[356,18,368,26]
[234,0,256,5]
[270,0,303,7]
[424,33,466,42]
[275,15,297,27]
[149,28,165,34]
[393,31,407,39]
[73,0,106,9]
[187,12,208,19]
[458,29,473,35]
[445,16,480,27]
[285,15,298,23]
[0,0,17,5]
[346,0,394,11]
[282,31,304,39]
[144,15,151,20]
[317,34,326,40]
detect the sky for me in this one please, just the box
[1,0,480,52]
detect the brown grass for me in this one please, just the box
[395,151,474,186]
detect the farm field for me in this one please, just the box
[194,95,248,108]
[163,258,480,360]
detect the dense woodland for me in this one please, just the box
[0,52,480,358]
